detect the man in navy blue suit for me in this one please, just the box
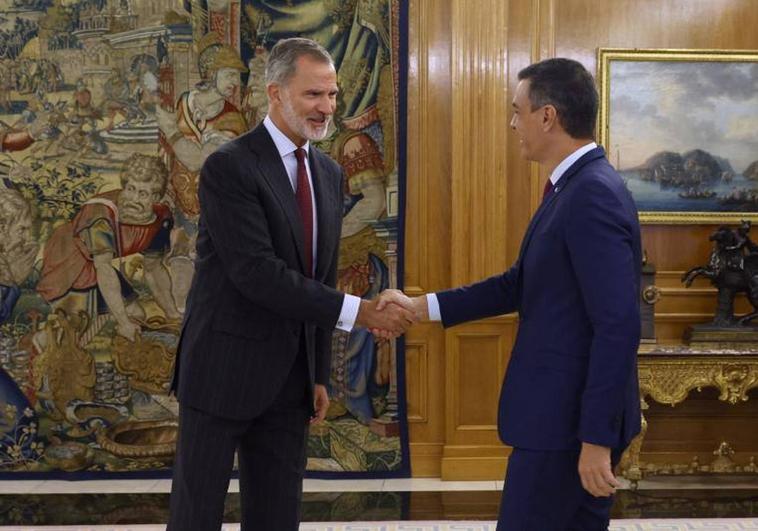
[381,58,642,530]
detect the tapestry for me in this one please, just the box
[0,0,409,476]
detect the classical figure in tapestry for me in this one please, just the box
[0,0,406,475]
[36,154,179,342]
[156,32,248,223]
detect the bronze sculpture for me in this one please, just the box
[682,220,758,326]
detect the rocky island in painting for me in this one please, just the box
[620,148,758,212]
[607,57,758,215]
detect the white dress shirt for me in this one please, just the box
[426,142,598,321]
[547,141,597,189]
[263,116,360,332]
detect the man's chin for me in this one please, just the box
[305,126,329,141]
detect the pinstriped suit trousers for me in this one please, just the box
[167,351,310,531]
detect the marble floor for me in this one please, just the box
[2,474,756,495]
[0,476,756,526]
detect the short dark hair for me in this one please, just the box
[517,58,598,139]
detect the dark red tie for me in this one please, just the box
[542,179,554,201]
[294,148,314,277]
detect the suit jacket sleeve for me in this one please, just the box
[566,180,640,447]
[199,150,344,331]
[435,263,521,328]
[314,169,345,385]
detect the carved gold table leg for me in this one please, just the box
[620,399,648,490]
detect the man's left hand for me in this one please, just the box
[578,442,620,497]
[311,384,329,425]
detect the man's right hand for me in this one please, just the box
[355,297,416,338]
[578,442,620,497]
[376,289,429,320]
[369,289,428,339]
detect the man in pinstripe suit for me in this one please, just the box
[167,38,414,531]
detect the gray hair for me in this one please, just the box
[265,38,334,86]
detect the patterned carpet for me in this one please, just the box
[1,520,757,530]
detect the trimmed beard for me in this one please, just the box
[280,92,330,142]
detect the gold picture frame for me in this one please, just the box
[597,48,758,224]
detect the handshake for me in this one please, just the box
[354,289,429,339]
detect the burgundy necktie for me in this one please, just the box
[294,148,314,277]
[542,179,554,201]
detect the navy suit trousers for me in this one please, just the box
[497,447,624,531]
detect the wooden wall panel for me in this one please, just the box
[405,323,447,476]
[404,0,452,297]
[405,0,758,478]
[441,0,513,480]
[448,324,510,437]
[505,0,541,262]
[450,0,509,284]
[404,0,452,477]
[405,341,429,423]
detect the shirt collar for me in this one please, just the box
[263,115,310,158]
[549,141,597,186]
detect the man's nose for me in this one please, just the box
[317,97,335,115]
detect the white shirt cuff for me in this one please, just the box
[426,293,442,321]
[336,294,361,332]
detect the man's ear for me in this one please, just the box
[541,104,558,132]
[266,83,280,104]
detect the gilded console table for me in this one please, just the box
[620,346,758,488]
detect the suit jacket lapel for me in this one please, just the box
[517,147,607,264]
[518,189,559,259]
[248,125,309,274]
[309,149,336,280]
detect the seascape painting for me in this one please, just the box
[598,50,758,223]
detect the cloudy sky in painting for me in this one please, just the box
[608,60,758,173]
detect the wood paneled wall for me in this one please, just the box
[404,0,758,479]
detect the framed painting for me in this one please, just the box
[597,48,758,224]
